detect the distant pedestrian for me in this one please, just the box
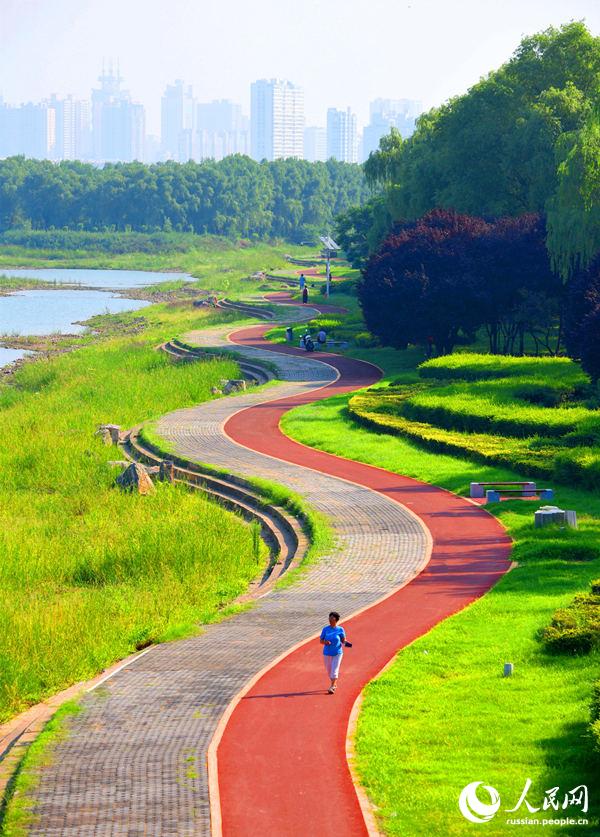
[320,611,351,694]
[426,335,434,358]
[302,286,308,304]
[299,273,306,291]
[317,328,327,350]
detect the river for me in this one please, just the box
[0,268,194,368]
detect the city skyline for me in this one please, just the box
[0,69,422,164]
[0,65,415,132]
[2,0,598,136]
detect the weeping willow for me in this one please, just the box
[546,107,600,280]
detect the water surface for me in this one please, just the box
[0,346,30,367]
[0,289,150,336]
[0,268,193,289]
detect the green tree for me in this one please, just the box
[547,107,600,278]
[346,22,600,263]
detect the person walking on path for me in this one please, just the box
[302,286,308,304]
[320,611,350,694]
[299,273,306,291]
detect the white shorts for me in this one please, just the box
[323,653,343,679]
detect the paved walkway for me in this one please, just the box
[214,322,512,836]
[25,312,433,836]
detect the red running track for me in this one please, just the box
[215,309,512,836]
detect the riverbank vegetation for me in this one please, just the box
[0,240,309,724]
[0,303,261,723]
[0,235,299,280]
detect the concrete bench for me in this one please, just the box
[486,487,554,503]
[470,480,535,498]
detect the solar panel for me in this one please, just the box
[319,235,341,250]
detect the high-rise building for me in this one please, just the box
[303,127,327,162]
[91,65,146,162]
[250,79,304,161]
[361,98,422,160]
[50,95,92,160]
[0,99,19,158]
[0,99,21,158]
[0,101,56,159]
[161,80,196,162]
[326,107,358,163]
[196,100,250,160]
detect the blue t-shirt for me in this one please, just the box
[320,625,345,656]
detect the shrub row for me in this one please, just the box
[419,353,588,384]
[0,228,226,254]
[401,389,593,438]
[542,579,600,654]
[348,391,600,491]
[348,392,554,476]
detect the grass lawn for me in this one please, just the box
[0,301,270,723]
[0,240,313,725]
[279,354,600,834]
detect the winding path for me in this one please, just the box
[25,300,511,836]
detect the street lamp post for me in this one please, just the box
[319,235,341,298]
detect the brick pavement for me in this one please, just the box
[26,321,429,836]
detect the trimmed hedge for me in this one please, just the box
[542,580,600,654]
[419,353,587,383]
[347,352,600,491]
[349,392,557,477]
[402,389,592,438]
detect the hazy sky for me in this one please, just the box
[1,0,599,134]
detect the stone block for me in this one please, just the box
[116,462,155,495]
[535,505,565,527]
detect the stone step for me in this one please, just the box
[123,428,309,591]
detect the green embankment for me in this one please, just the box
[0,241,314,724]
[0,303,262,723]
[279,348,600,835]
[349,353,600,491]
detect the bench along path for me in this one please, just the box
[26,313,429,836]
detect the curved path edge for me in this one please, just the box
[211,316,512,836]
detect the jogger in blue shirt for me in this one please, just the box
[320,611,350,694]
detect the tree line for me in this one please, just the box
[359,208,600,381]
[337,22,600,279]
[0,155,369,242]
[337,21,600,379]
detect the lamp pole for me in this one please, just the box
[319,234,339,300]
